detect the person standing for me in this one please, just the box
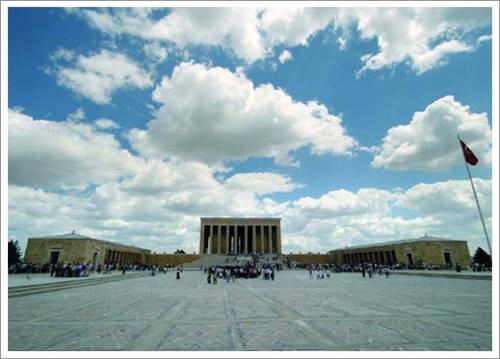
[176,269,181,280]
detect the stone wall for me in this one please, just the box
[332,240,471,268]
[24,239,90,264]
[24,238,150,265]
[287,254,338,264]
[146,254,200,267]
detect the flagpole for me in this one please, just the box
[457,134,492,255]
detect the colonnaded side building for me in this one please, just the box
[200,217,282,255]
[329,235,471,268]
[24,232,150,266]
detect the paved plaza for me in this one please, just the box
[8,270,491,351]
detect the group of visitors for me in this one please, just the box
[203,263,280,284]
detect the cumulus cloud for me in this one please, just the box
[128,62,357,166]
[8,125,492,257]
[143,42,168,64]
[52,49,152,104]
[278,50,293,64]
[71,7,490,74]
[8,109,143,189]
[372,96,491,171]
[411,40,473,74]
[352,7,490,75]
[224,172,300,195]
[95,118,120,130]
[399,178,491,218]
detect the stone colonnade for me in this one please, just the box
[104,249,143,265]
[341,249,397,265]
[200,218,282,255]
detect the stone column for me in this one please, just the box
[243,226,248,254]
[225,226,229,255]
[268,225,273,254]
[252,226,256,255]
[217,225,221,255]
[233,225,237,254]
[209,225,213,254]
[200,222,205,255]
[260,225,264,254]
[277,224,282,254]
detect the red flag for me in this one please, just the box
[460,140,479,166]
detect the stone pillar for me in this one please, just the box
[200,222,205,255]
[225,226,229,255]
[217,225,221,255]
[233,225,237,253]
[209,225,213,254]
[252,226,256,255]
[277,224,281,254]
[243,226,248,254]
[268,225,273,254]
[260,226,264,254]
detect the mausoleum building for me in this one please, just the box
[200,217,282,255]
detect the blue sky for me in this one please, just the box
[7,6,494,255]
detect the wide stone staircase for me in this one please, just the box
[183,254,289,269]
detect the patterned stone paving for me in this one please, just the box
[8,270,492,351]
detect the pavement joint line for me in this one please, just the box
[237,280,338,348]
[8,271,491,351]
[223,287,243,350]
[129,278,204,350]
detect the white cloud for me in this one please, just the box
[281,178,491,253]
[477,34,492,45]
[278,50,293,64]
[411,40,473,74]
[67,108,86,122]
[52,49,152,104]
[372,96,491,171]
[143,42,168,64]
[50,47,75,62]
[8,109,143,189]
[95,118,120,130]
[399,178,491,218]
[351,8,490,75]
[71,7,490,74]
[224,172,301,195]
[128,62,357,166]
[8,136,492,257]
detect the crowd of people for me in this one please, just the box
[203,262,280,284]
[302,263,392,279]
[8,261,178,278]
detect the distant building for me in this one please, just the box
[24,232,150,265]
[200,217,282,255]
[329,235,471,268]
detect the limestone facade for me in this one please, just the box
[24,232,150,265]
[200,217,282,255]
[329,236,471,268]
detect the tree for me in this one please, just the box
[174,249,186,254]
[473,247,491,267]
[8,240,22,266]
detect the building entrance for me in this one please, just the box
[50,251,60,265]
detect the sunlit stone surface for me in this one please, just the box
[9,271,491,351]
